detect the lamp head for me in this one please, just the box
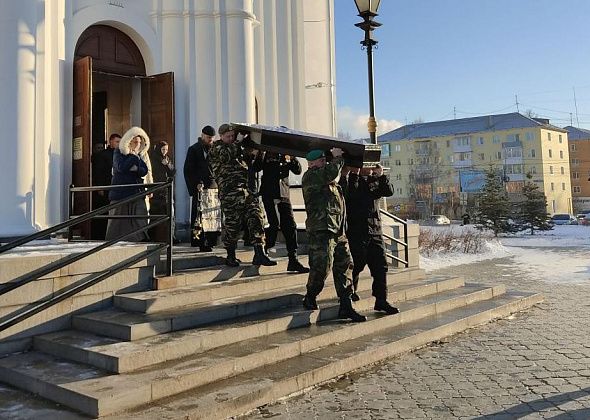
[354,0,381,16]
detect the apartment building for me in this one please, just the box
[564,126,590,213]
[378,113,572,218]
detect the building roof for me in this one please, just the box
[564,126,590,140]
[378,112,566,142]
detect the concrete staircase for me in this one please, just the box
[0,249,543,419]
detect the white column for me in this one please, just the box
[0,1,38,236]
[275,0,294,128]
[222,0,255,123]
[261,0,279,125]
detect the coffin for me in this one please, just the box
[232,123,381,168]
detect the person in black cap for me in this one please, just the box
[183,125,220,251]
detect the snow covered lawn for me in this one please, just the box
[419,225,590,285]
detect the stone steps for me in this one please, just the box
[113,290,543,420]
[71,272,452,341]
[33,276,462,373]
[119,266,424,313]
[0,283,523,418]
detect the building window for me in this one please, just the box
[478,137,484,145]
[457,152,471,161]
[506,133,521,142]
[551,182,554,191]
[396,187,403,195]
[526,132,534,141]
[395,144,401,152]
[562,182,566,191]
[455,136,471,146]
[530,149,536,158]
[382,160,390,167]
[549,166,553,174]
[395,174,402,181]
[381,144,390,156]
[561,167,565,175]
[496,151,502,160]
[409,158,414,165]
[574,186,581,193]
[493,135,500,144]
[571,143,577,151]
[548,133,552,141]
[505,147,522,158]
[395,160,401,166]
[530,166,537,174]
[505,164,524,174]
[446,140,450,147]
[573,172,580,179]
[559,150,563,159]
[478,153,485,160]
[548,149,552,158]
[559,135,563,143]
[572,159,580,166]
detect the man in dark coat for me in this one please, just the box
[183,125,219,251]
[343,164,399,315]
[253,152,309,273]
[91,133,120,239]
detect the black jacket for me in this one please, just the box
[149,149,176,198]
[183,139,215,196]
[344,173,394,238]
[254,154,302,200]
[91,147,115,186]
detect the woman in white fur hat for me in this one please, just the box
[105,126,152,242]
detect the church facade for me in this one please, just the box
[0,0,336,238]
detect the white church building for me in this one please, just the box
[0,0,337,239]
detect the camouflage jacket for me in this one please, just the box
[302,157,346,234]
[209,141,250,199]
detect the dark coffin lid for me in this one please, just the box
[232,123,381,168]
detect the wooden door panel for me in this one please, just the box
[141,72,175,157]
[72,57,92,238]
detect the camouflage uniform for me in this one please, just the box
[209,140,265,248]
[302,156,353,299]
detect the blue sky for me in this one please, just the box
[334,0,590,138]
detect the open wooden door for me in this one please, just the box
[72,56,92,238]
[141,72,175,157]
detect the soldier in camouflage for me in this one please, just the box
[209,124,276,267]
[301,148,366,323]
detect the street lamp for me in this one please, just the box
[354,0,382,144]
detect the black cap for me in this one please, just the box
[202,125,215,136]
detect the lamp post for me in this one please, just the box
[354,0,381,145]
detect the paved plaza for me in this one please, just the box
[1,247,589,419]
[246,249,590,420]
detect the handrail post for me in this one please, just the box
[403,223,409,267]
[166,179,174,276]
[68,184,75,240]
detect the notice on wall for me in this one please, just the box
[73,137,83,160]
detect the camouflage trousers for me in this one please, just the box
[306,231,353,300]
[220,188,265,248]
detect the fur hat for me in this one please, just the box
[120,126,151,156]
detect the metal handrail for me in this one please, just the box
[379,208,409,268]
[0,180,174,331]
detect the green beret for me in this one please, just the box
[306,149,325,161]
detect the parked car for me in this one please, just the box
[576,212,590,225]
[551,214,578,225]
[430,215,451,225]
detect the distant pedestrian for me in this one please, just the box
[105,127,151,242]
[301,148,366,322]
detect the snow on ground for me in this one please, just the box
[420,224,590,285]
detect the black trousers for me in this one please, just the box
[348,235,388,300]
[190,194,219,248]
[262,198,298,253]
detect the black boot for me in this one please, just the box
[252,244,277,266]
[287,253,309,273]
[302,294,318,310]
[225,247,241,267]
[338,297,367,322]
[374,299,399,315]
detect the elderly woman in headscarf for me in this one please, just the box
[105,126,152,242]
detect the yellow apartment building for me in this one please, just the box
[564,126,590,214]
[378,113,572,218]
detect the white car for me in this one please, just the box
[551,214,577,225]
[430,215,451,225]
